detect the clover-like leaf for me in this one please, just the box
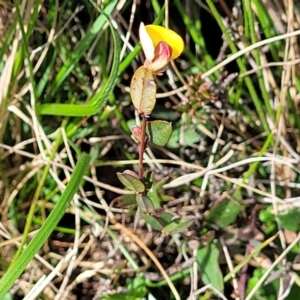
[147,120,172,146]
[130,66,156,116]
[117,170,145,193]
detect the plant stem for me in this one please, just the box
[138,114,147,180]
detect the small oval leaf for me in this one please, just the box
[136,194,155,214]
[143,214,164,231]
[197,243,224,292]
[206,191,243,229]
[130,66,156,115]
[117,172,145,193]
[147,120,172,146]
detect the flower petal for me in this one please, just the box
[139,22,155,61]
[145,41,172,73]
[145,25,184,59]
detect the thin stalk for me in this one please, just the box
[138,115,148,180]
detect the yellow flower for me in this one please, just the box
[139,22,184,74]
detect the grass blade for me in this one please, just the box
[46,0,118,100]
[39,4,120,117]
[0,153,90,298]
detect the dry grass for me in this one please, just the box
[1,0,300,299]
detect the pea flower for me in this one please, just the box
[139,22,184,74]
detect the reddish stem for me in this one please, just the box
[138,114,147,180]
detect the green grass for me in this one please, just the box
[1,0,300,299]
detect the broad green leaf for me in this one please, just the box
[197,243,224,292]
[162,216,195,234]
[206,190,243,228]
[278,208,300,232]
[117,172,145,193]
[147,120,172,146]
[130,66,156,115]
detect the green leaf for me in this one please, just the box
[143,214,164,231]
[147,120,172,146]
[259,206,276,234]
[159,212,174,225]
[0,153,90,298]
[117,172,145,193]
[162,216,195,234]
[143,172,161,209]
[146,185,161,210]
[206,190,243,228]
[246,269,278,299]
[143,212,174,231]
[38,103,96,117]
[167,125,201,148]
[278,208,300,232]
[136,194,155,214]
[197,243,224,292]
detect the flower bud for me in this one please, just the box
[139,22,184,74]
[144,41,172,74]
